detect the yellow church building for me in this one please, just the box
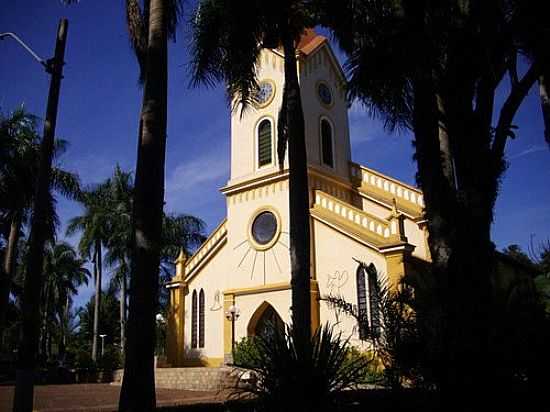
[165,31,431,368]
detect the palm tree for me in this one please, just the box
[160,213,206,276]
[66,185,110,362]
[102,166,133,356]
[191,0,314,358]
[318,0,546,407]
[119,1,183,409]
[100,166,206,356]
[510,0,550,146]
[41,241,90,358]
[158,213,206,310]
[0,107,80,343]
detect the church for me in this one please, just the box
[165,30,431,367]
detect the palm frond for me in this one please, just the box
[190,0,265,113]
[50,168,81,201]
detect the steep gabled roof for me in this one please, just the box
[297,28,327,55]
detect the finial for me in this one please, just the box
[392,198,399,217]
[175,248,187,265]
[174,248,187,279]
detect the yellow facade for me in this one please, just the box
[166,31,430,367]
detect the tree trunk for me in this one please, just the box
[0,211,22,345]
[59,294,69,357]
[13,19,68,412]
[119,1,167,410]
[92,241,102,362]
[282,33,311,357]
[120,269,127,357]
[540,73,550,146]
[41,283,50,359]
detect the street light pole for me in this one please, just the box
[8,18,69,412]
[99,335,107,359]
[225,305,240,363]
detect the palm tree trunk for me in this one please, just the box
[119,1,167,410]
[60,294,69,356]
[540,72,550,146]
[13,19,68,412]
[282,32,311,356]
[120,269,127,356]
[41,284,50,359]
[0,210,22,345]
[92,241,102,362]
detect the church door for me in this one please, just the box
[249,304,284,339]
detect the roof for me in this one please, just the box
[297,28,327,56]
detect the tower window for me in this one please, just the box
[199,289,205,348]
[258,119,273,168]
[191,290,198,348]
[320,118,334,168]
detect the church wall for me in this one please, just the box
[232,289,292,343]
[184,245,229,364]
[229,50,287,184]
[313,219,388,348]
[404,219,429,260]
[360,196,430,261]
[298,47,352,183]
[225,180,291,291]
[360,197,394,220]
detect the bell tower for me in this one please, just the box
[227,29,352,188]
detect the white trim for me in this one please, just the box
[255,116,276,171]
[319,115,336,169]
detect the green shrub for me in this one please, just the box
[98,345,122,370]
[233,337,261,368]
[73,348,95,370]
[345,347,383,384]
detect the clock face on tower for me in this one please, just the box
[317,82,333,106]
[254,80,275,107]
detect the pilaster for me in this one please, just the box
[166,250,188,366]
[223,293,236,364]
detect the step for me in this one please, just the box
[112,367,240,392]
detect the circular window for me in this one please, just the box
[254,81,275,107]
[251,211,278,246]
[317,82,333,106]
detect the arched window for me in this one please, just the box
[199,289,205,348]
[356,263,381,339]
[356,266,368,340]
[320,118,334,168]
[191,290,198,349]
[257,118,273,167]
[366,264,381,336]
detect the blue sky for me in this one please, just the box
[1,0,549,308]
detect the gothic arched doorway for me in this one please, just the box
[247,301,284,339]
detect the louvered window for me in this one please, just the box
[199,289,205,348]
[321,119,334,167]
[367,264,381,337]
[356,266,368,340]
[191,290,198,348]
[258,119,272,167]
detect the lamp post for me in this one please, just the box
[155,313,166,359]
[99,334,107,358]
[225,305,240,357]
[3,19,69,412]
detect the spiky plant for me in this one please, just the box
[232,324,372,412]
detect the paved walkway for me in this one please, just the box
[0,384,229,411]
